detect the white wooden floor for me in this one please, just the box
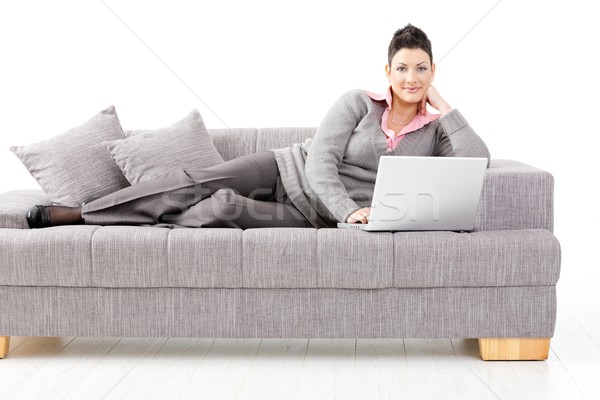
[0,289,597,400]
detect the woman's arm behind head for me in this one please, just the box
[433,108,491,168]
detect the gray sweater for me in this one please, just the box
[271,89,491,229]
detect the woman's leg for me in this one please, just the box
[157,188,310,228]
[81,150,280,226]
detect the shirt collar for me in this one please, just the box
[365,84,393,105]
[365,84,441,151]
[365,84,442,125]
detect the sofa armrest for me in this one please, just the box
[474,159,554,233]
[0,190,52,229]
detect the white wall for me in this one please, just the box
[1,1,597,298]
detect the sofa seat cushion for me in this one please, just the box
[0,226,96,287]
[0,226,560,289]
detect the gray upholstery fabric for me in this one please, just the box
[0,226,93,287]
[0,286,557,338]
[207,128,258,161]
[476,159,555,232]
[390,229,561,288]
[243,228,319,288]
[104,110,224,185]
[9,106,131,206]
[0,190,52,229]
[256,127,317,153]
[91,226,243,288]
[0,226,560,289]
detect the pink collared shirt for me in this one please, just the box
[365,85,441,151]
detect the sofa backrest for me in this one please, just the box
[207,127,317,161]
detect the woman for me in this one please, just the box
[26,23,490,229]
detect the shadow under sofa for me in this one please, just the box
[0,127,561,361]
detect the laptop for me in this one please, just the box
[337,156,488,232]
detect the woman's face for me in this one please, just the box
[385,48,435,106]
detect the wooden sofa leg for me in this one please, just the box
[0,336,10,359]
[478,338,550,360]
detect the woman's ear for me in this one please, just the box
[385,64,391,81]
[431,62,436,81]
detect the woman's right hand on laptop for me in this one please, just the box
[347,207,371,224]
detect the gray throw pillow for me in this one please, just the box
[10,105,131,207]
[102,109,224,185]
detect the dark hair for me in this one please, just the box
[387,24,433,68]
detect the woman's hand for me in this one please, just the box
[347,207,371,224]
[418,84,453,116]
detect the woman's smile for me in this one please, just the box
[404,87,421,93]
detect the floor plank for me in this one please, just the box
[101,337,214,399]
[236,338,308,400]
[5,337,121,400]
[403,338,490,400]
[354,338,408,399]
[452,338,587,400]
[449,338,510,400]
[295,338,356,400]
[176,338,262,400]
[567,305,600,351]
[6,336,29,355]
[0,336,76,398]
[59,337,167,399]
[550,310,600,399]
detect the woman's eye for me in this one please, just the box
[396,67,428,72]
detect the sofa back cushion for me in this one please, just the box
[207,127,316,161]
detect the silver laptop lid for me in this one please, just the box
[357,156,487,231]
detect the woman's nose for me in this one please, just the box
[406,71,417,83]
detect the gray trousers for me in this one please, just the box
[81,150,311,229]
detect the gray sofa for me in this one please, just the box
[0,127,561,361]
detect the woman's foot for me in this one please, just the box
[26,205,84,229]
